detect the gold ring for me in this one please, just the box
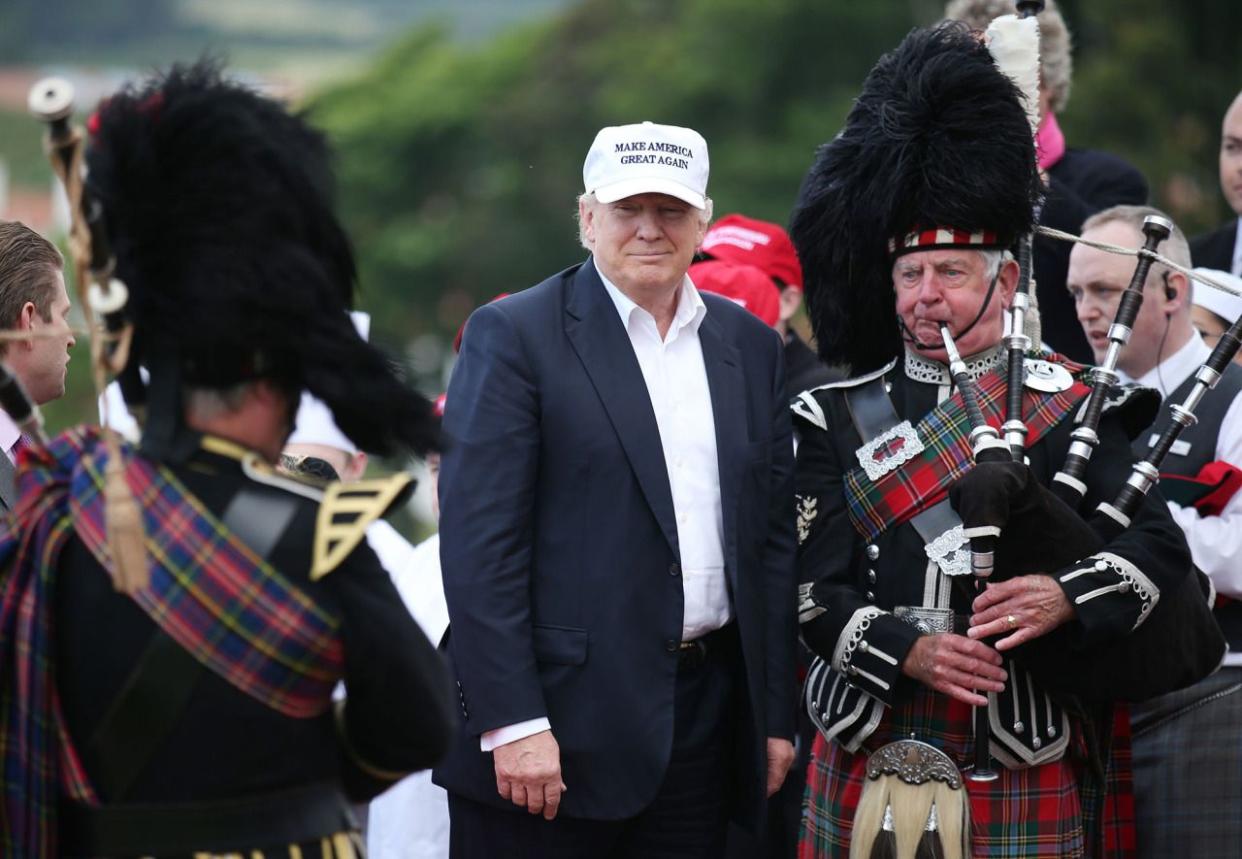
[1006,614,1017,628]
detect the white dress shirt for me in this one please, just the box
[1120,333,1242,664]
[0,409,20,463]
[481,264,732,752]
[367,531,451,859]
[1232,217,1242,276]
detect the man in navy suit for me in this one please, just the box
[435,122,797,857]
[1191,90,1242,275]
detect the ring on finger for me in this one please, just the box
[1006,614,1017,628]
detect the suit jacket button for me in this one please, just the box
[867,569,877,584]
[665,639,679,653]
[866,544,880,561]
[669,563,681,577]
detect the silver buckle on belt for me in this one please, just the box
[855,421,924,482]
[894,606,956,635]
[924,525,970,577]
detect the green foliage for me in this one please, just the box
[1059,0,1242,233]
[311,0,917,349]
[0,109,53,191]
[313,0,1240,356]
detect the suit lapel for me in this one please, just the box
[0,452,16,510]
[697,309,746,582]
[565,262,680,558]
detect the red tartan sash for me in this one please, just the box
[843,364,1091,541]
[0,428,346,856]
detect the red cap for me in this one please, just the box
[699,214,802,291]
[689,260,780,328]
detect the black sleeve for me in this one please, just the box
[1051,412,1192,645]
[761,331,798,741]
[325,538,456,797]
[793,394,920,707]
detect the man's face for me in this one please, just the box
[579,193,706,295]
[21,272,75,405]
[1068,221,1173,377]
[892,249,1015,363]
[1220,94,1242,216]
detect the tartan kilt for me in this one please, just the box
[797,687,1135,858]
[1130,666,1242,858]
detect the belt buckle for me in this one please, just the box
[677,638,708,668]
[894,606,956,635]
[856,421,924,482]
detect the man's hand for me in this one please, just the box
[900,633,1007,707]
[493,730,566,820]
[765,737,796,797]
[968,573,1073,651]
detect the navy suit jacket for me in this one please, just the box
[1191,220,1237,272]
[1038,148,1149,362]
[434,259,797,824]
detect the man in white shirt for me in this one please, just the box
[0,220,76,507]
[1070,204,1242,857]
[435,122,797,858]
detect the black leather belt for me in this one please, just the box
[58,780,356,856]
[678,623,738,671]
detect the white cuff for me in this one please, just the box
[480,717,552,752]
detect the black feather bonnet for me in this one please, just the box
[86,60,437,458]
[790,23,1043,375]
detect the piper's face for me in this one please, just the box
[893,249,1016,363]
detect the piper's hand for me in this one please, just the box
[968,573,1073,650]
[493,729,566,820]
[900,633,1007,707]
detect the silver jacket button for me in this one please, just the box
[866,544,880,561]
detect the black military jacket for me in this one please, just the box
[54,438,455,806]
[791,352,1190,762]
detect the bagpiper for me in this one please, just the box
[788,21,1207,858]
[0,61,455,857]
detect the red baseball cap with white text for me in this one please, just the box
[700,214,803,291]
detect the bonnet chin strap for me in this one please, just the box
[138,361,200,466]
[898,264,1003,352]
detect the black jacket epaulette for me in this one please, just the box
[231,451,414,581]
[790,359,897,431]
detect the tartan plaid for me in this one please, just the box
[843,362,1090,541]
[798,687,1135,858]
[0,427,345,857]
[1130,669,1242,856]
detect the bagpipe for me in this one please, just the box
[944,216,1230,780]
[27,77,149,593]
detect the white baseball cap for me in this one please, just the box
[1191,268,1242,325]
[583,121,710,209]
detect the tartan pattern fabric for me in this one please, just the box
[1130,668,1242,857]
[67,431,344,718]
[798,686,1135,858]
[843,363,1090,541]
[0,471,95,857]
[0,427,344,857]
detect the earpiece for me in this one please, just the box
[1165,285,1176,302]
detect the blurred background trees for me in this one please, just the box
[1,0,1240,429]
